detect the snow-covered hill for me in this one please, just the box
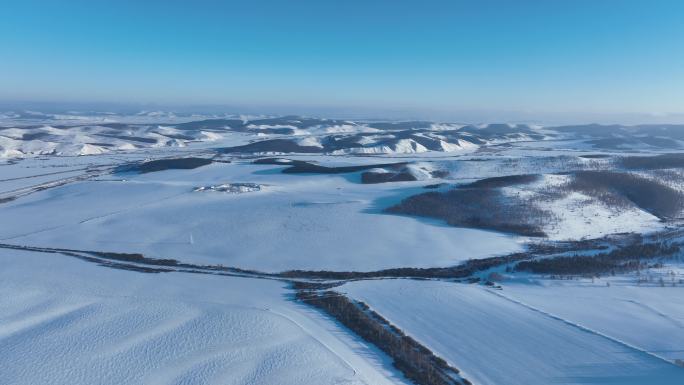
[0,111,536,158]
[4,110,684,158]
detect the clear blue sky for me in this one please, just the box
[2,0,684,120]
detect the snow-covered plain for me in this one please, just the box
[0,159,522,272]
[342,279,684,385]
[502,271,684,364]
[0,249,408,385]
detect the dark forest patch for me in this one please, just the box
[85,142,117,147]
[384,173,552,236]
[515,241,679,276]
[283,161,406,174]
[462,174,539,189]
[386,187,551,237]
[568,171,684,219]
[621,153,684,170]
[151,132,195,140]
[218,139,322,154]
[20,132,51,140]
[95,133,158,144]
[297,291,469,385]
[253,157,408,174]
[361,170,417,184]
[174,118,245,131]
[423,183,445,189]
[117,157,213,174]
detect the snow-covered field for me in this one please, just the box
[0,249,407,385]
[0,158,522,271]
[502,271,684,364]
[342,279,684,385]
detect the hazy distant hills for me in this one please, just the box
[1,111,683,157]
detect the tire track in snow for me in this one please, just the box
[77,190,189,225]
[622,298,684,329]
[488,287,681,366]
[0,167,89,183]
[0,190,189,241]
[262,307,360,379]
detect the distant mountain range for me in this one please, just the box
[2,112,683,157]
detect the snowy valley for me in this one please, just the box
[2,111,684,385]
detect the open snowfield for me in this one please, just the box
[341,279,684,385]
[0,249,408,385]
[0,158,521,272]
[501,271,684,364]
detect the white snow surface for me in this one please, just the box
[0,161,521,272]
[342,279,684,385]
[0,249,408,385]
[502,272,684,363]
